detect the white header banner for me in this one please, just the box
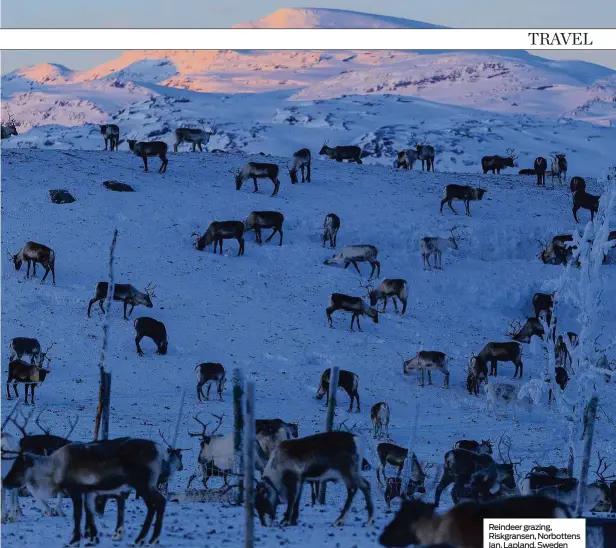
[0,29,613,51]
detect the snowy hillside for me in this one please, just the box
[2,148,615,547]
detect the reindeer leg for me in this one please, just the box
[428,370,433,385]
[147,490,166,545]
[326,307,334,328]
[252,177,258,193]
[351,261,361,275]
[358,476,374,525]
[334,480,358,526]
[280,477,299,526]
[134,490,157,545]
[135,335,144,357]
[382,298,388,312]
[448,200,458,215]
[392,297,399,314]
[349,314,356,332]
[434,472,454,507]
[356,315,362,332]
[219,238,224,255]
[355,390,360,412]
[112,495,126,541]
[84,494,99,545]
[206,383,212,401]
[68,490,83,546]
[40,266,50,284]
[265,229,276,243]
[142,156,148,172]
[573,207,579,223]
[255,227,262,245]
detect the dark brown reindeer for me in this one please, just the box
[244,211,284,246]
[127,139,168,173]
[368,279,408,315]
[534,156,547,186]
[319,141,363,164]
[8,242,56,284]
[532,292,554,324]
[548,366,570,404]
[6,359,52,405]
[1,110,18,139]
[415,141,435,172]
[195,362,226,402]
[538,234,575,265]
[573,189,600,223]
[9,338,52,366]
[99,124,119,151]
[506,317,545,344]
[255,431,374,527]
[481,149,517,174]
[375,442,427,496]
[134,317,168,357]
[466,355,488,396]
[440,185,486,216]
[472,342,524,378]
[233,163,281,196]
[315,368,360,412]
[288,148,311,183]
[322,213,340,248]
[87,282,155,320]
[453,440,493,455]
[192,221,245,256]
[555,332,578,370]
[326,293,379,332]
[570,176,586,193]
[402,351,450,388]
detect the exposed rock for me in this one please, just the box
[104,180,135,192]
[49,189,76,204]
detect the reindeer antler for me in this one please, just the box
[65,414,79,439]
[210,413,225,435]
[144,282,156,298]
[159,428,173,448]
[34,410,52,435]
[506,319,522,337]
[188,413,210,438]
[8,407,36,437]
[595,451,616,483]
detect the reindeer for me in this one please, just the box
[87,282,155,320]
[506,317,545,344]
[532,292,554,325]
[551,154,567,185]
[127,139,168,173]
[326,293,379,332]
[453,440,493,455]
[322,213,340,248]
[256,419,299,460]
[255,431,374,527]
[315,368,360,412]
[9,437,183,546]
[555,332,578,370]
[324,244,381,278]
[538,234,575,265]
[319,141,362,163]
[548,366,570,404]
[473,342,523,378]
[570,176,586,193]
[371,402,390,439]
[420,228,458,270]
[402,351,450,388]
[173,127,213,152]
[484,382,533,421]
[6,359,52,405]
[244,211,284,246]
[573,189,600,223]
[379,496,571,548]
[288,148,311,183]
[9,338,53,366]
[481,149,517,174]
[375,443,427,495]
[99,124,119,151]
[368,279,408,315]
[1,110,18,139]
[233,163,281,196]
[396,149,418,170]
[192,221,245,256]
[466,354,488,396]
[195,362,226,402]
[7,242,56,284]
[134,317,168,357]
[416,142,435,172]
[534,157,548,186]
[440,185,486,216]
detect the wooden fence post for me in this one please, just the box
[319,366,339,505]
[233,368,245,505]
[244,381,255,548]
[575,394,598,517]
[101,372,112,440]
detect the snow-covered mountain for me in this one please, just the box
[2,8,615,173]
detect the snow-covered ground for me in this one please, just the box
[2,148,615,547]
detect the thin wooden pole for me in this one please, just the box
[319,366,339,505]
[101,372,112,440]
[171,390,186,448]
[575,395,598,517]
[233,369,245,505]
[244,382,255,548]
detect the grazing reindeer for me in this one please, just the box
[324,244,381,278]
[195,362,226,402]
[376,443,427,495]
[7,242,56,284]
[127,139,168,173]
[467,355,488,395]
[384,477,403,508]
[255,431,374,527]
[1,110,18,139]
[173,127,213,152]
[315,368,360,412]
[134,317,168,357]
[481,149,517,174]
[322,213,340,248]
[573,189,600,223]
[326,293,379,332]
[551,154,567,185]
[416,143,435,172]
[10,437,182,546]
[396,149,418,170]
[319,141,363,163]
[534,156,547,186]
[6,360,51,405]
[87,282,155,320]
[99,124,119,151]
[473,342,523,378]
[288,148,311,183]
[9,338,53,366]
[532,292,554,324]
[421,229,458,270]
[555,332,578,370]
[371,402,390,439]
[368,279,408,315]
[484,382,533,420]
[192,221,245,256]
[244,211,284,246]
[506,317,545,344]
[402,351,450,388]
[538,234,575,265]
[570,176,586,193]
[453,440,493,455]
[440,185,486,216]
[379,496,571,548]
[234,163,281,196]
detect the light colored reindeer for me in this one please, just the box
[324,245,380,279]
[420,228,459,270]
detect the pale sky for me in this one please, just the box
[2,1,615,73]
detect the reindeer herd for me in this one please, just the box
[3,115,616,548]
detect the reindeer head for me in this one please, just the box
[7,249,22,270]
[100,125,108,134]
[379,498,436,548]
[127,139,137,151]
[536,239,551,263]
[142,282,156,308]
[506,148,518,167]
[318,140,330,155]
[188,413,224,449]
[255,479,279,526]
[158,429,186,473]
[506,319,523,339]
[287,162,298,184]
[4,110,18,136]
